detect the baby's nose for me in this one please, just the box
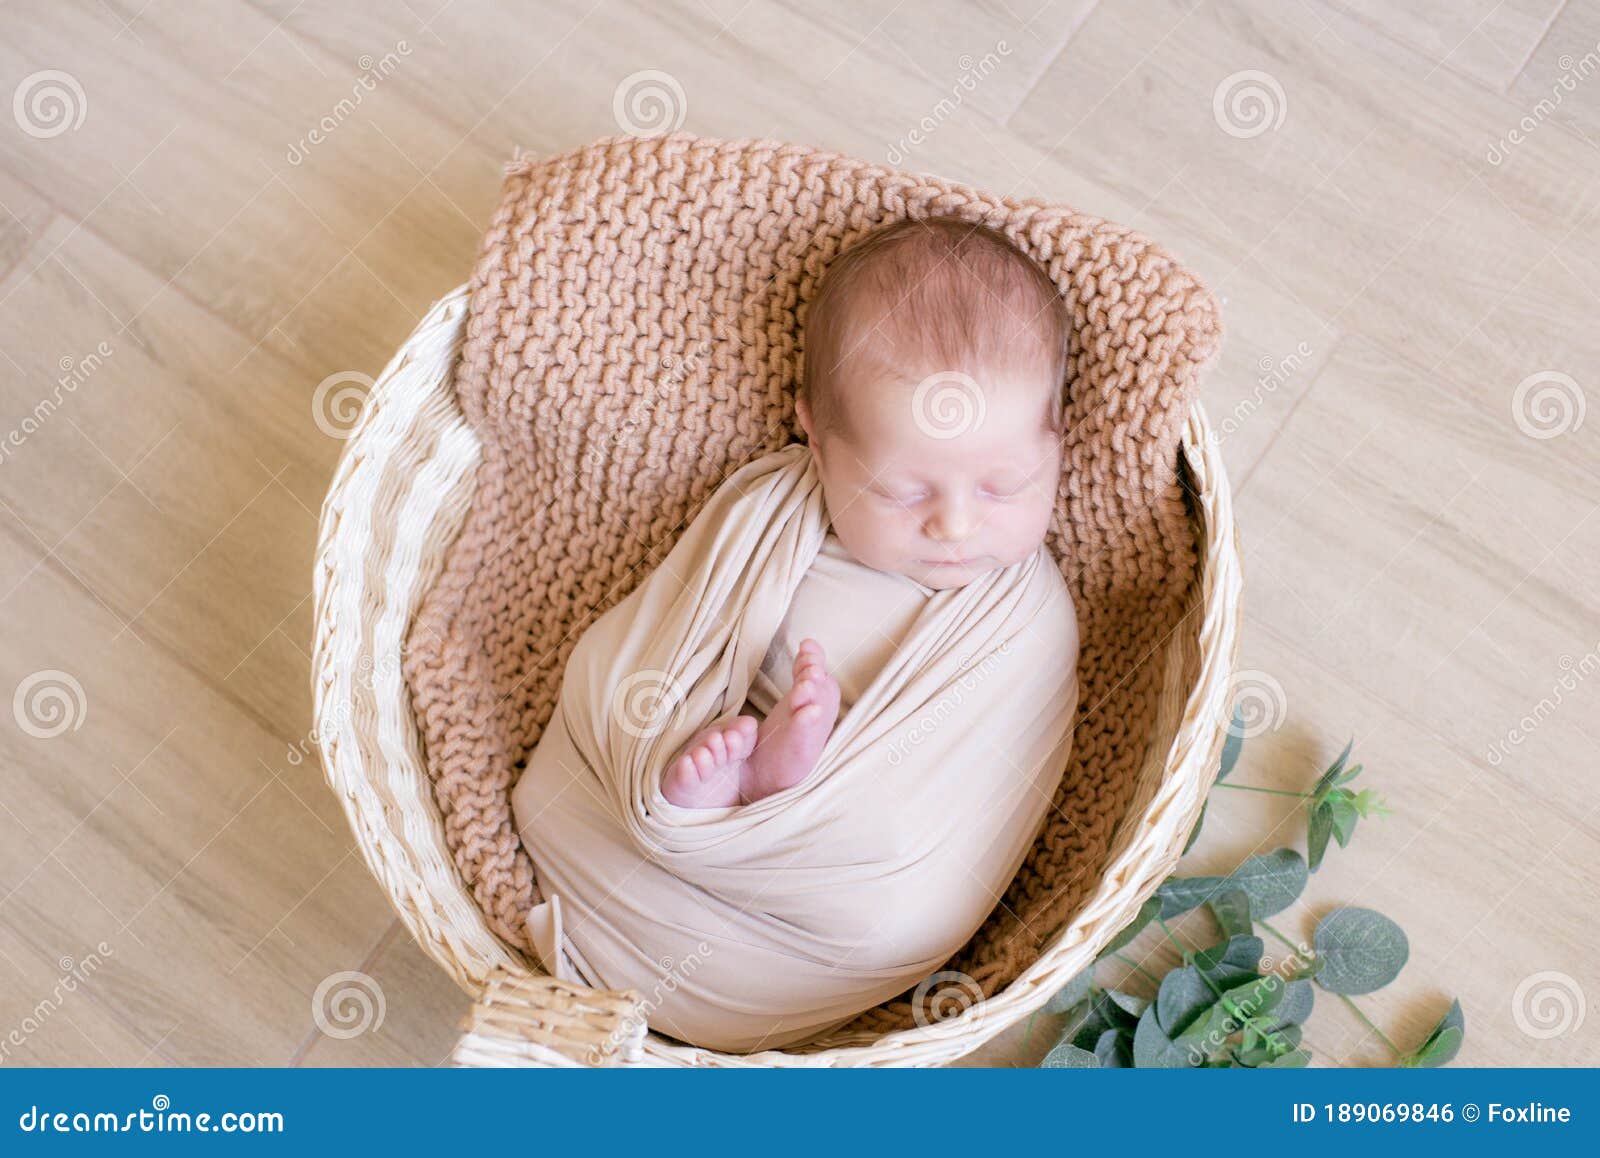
[926,499,976,542]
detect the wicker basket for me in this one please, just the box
[311,283,1242,1068]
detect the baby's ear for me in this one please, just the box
[795,391,814,440]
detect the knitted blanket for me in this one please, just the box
[509,444,1079,1051]
[403,132,1222,1042]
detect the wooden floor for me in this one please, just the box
[0,0,1596,1068]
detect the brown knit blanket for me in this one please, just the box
[402,132,1222,1042]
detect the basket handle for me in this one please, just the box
[450,968,648,1068]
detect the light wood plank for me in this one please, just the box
[1010,0,1600,385]
[1510,0,1600,147]
[297,922,469,1068]
[0,555,394,1063]
[1332,0,1562,92]
[1237,331,1600,845]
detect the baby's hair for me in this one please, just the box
[799,215,1070,439]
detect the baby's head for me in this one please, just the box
[796,215,1070,591]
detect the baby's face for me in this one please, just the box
[799,369,1062,591]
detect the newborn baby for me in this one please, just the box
[511,214,1081,1051]
[661,214,1072,811]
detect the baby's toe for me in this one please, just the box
[728,719,757,755]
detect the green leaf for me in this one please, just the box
[1263,979,1316,1031]
[1094,1026,1132,1068]
[1158,848,1309,920]
[1069,1003,1111,1051]
[1236,1023,1305,1067]
[1195,934,1264,984]
[1132,1005,1204,1068]
[1106,989,1150,1020]
[1218,973,1288,1024]
[1183,801,1208,855]
[1156,966,1219,1037]
[1307,801,1334,871]
[1350,786,1391,818]
[1208,888,1253,939]
[1402,998,1465,1068]
[1287,955,1325,982]
[1311,737,1355,801]
[1234,1041,1272,1067]
[1261,1047,1312,1067]
[1328,795,1360,847]
[1096,989,1141,1031]
[1218,706,1246,781]
[1098,896,1162,959]
[1045,968,1094,1013]
[1313,907,1410,995]
[1041,1040,1101,1067]
[1328,736,1354,777]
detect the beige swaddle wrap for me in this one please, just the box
[510,443,1079,1052]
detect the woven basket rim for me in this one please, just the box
[311,283,1241,1066]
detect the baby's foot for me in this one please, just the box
[661,716,759,808]
[742,639,841,804]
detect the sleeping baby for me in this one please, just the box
[510,215,1081,1053]
[660,215,1075,813]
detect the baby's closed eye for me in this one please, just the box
[869,484,928,507]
